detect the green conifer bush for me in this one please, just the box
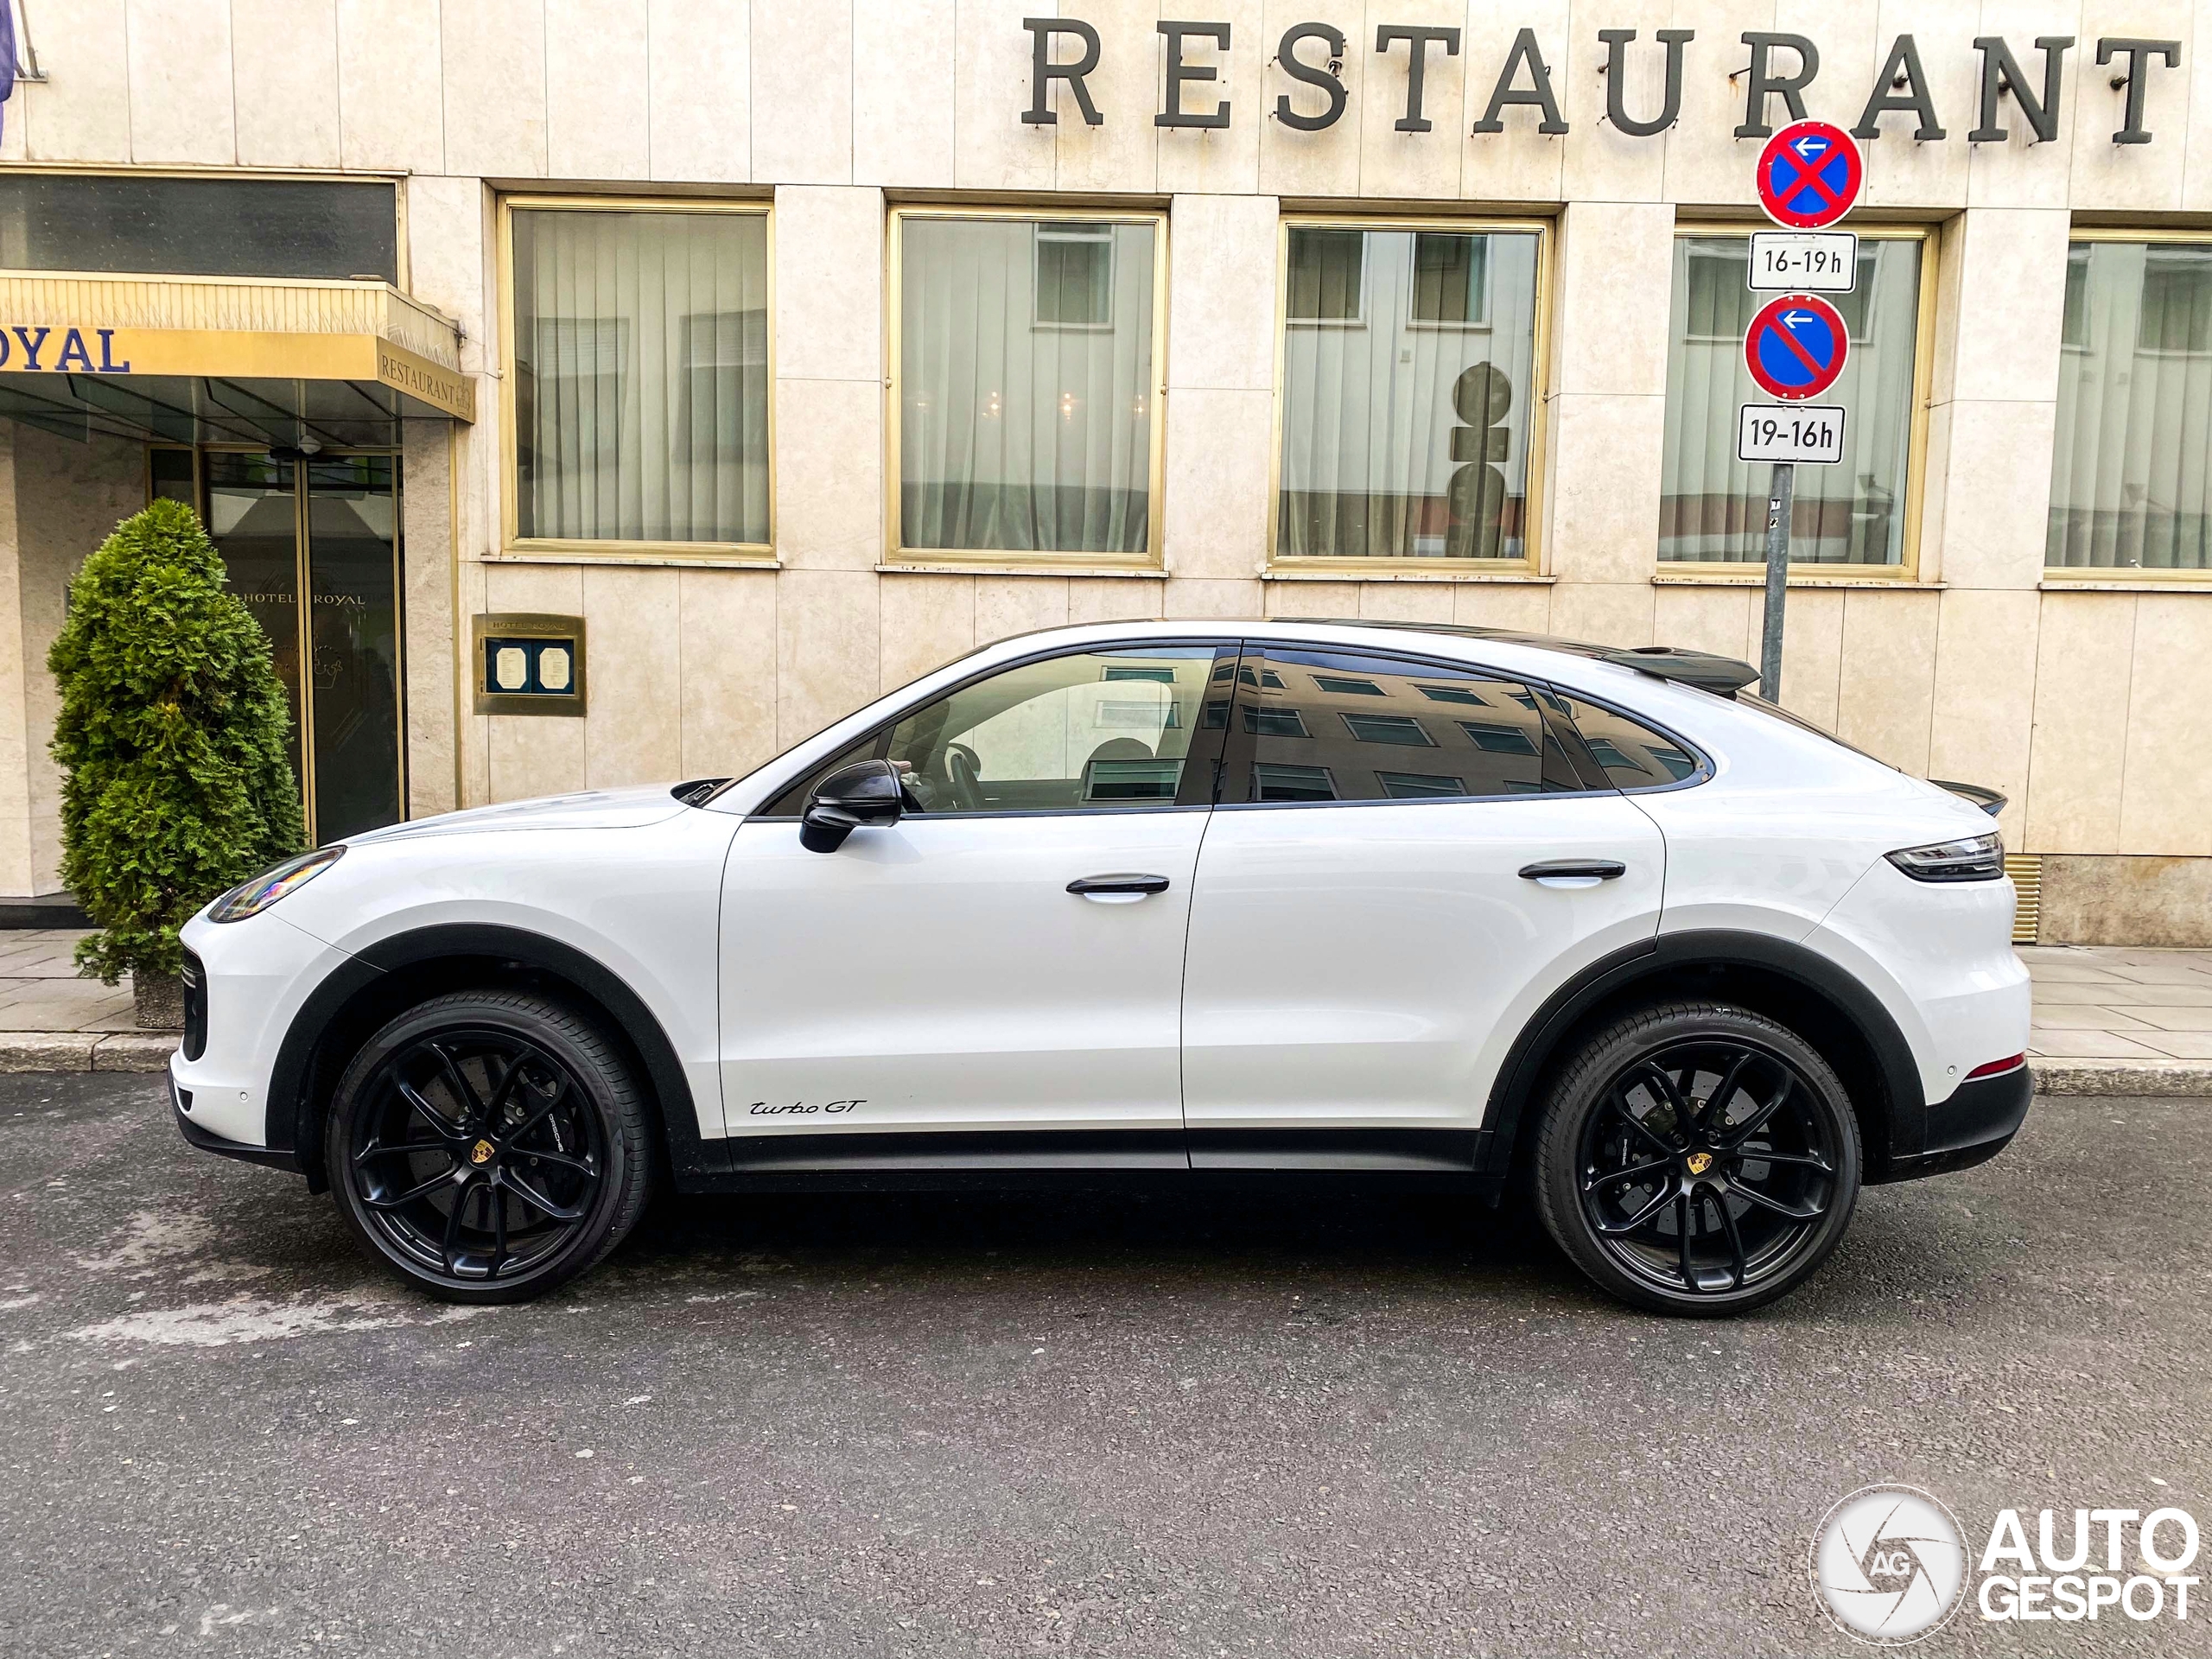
[48,499,304,987]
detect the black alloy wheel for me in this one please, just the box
[1533,1003,1861,1316]
[328,992,652,1303]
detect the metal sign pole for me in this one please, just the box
[1759,461,1794,700]
[1745,118,1862,709]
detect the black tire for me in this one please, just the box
[1531,1001,1861,1317]
[327,991,652,1304]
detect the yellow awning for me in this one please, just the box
[0,272,474,422]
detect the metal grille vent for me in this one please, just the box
[2005,854,2042,946]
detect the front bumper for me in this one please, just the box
[169,1070,301,1173]
[1875,1062,2033,1183]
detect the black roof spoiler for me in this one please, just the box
[1931,779,2008,817]
[1595,645,1761,696]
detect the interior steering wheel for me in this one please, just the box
[944,743,983,811]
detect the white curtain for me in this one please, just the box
[2050,241,2212,570]
[1277,228,1541,560]
[1660,236,1920,565]
[899,218,1155,554]
[512,208,769,544]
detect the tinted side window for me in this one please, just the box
[1226,647,1583,803]
[1553,695,1700,789]
[765,645,1230,817]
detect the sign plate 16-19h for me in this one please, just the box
[1749,231,1858,292]
[1738,404,1845,465]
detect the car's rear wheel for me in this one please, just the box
[327,991,652,1304]
[1532,1002,1860,1317]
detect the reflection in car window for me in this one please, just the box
[1230,646,1582,803]
[1553,695,1700,789]
[764,646,1228,817]
[893,646,1225,814]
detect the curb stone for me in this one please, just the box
[2029,1059,2212,1098]
[92,1033,182,1072]
[0,1034,100,1072]
[0,1033,176,1073]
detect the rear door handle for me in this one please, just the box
[1518,859,1627,889]
[1067,873,1172,902]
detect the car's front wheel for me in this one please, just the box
[1532,1002,1861,1317]
[327,991,652,1303]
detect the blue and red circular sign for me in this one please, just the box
[1744,293,1848,401]
[1756,120,1863,230]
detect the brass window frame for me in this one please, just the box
[1662,219,1939,582]
[495,194,776,566]
[885,204,1171,574]
[144,441,409,844]
[1267,212,1555,580]
[2044,224,2212,588]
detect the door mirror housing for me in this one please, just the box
[799,759,905,853]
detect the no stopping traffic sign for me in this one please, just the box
[1756,121,1862,230]
[1744,294,1849,402]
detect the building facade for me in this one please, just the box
[2,2,2210,942]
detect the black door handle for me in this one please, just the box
[1066,873,1172,895]
[1518,860,1627,881]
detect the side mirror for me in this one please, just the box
[799,759,905,853]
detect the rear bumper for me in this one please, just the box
[1874,1063,2033,1183]
[170,1071,301,1174]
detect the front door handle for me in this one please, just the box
[1518,859,1627,890]
[1067,873,1172,902]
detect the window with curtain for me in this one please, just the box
[510,206,770,549]
[897,213,1160,557]
[2049,239,2212,571]
[1659,234,1924,566]
[1276,224,1542,563]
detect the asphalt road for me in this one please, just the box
[1,1073,2206,1658]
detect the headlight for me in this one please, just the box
[209,846,345,922]
[1885,831,2004,883]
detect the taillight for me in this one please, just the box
[1885,831,2005,882]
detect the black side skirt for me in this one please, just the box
[683,1127,1496,1194]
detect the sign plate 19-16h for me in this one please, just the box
[1737,404,1845,465]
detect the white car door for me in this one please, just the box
[1179,643,1668,1167]
[718,640,1237,1163]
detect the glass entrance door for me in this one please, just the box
[153,449,405,844]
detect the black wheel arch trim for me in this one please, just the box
[1478,929,1930,1181]
[264,923,721,1190]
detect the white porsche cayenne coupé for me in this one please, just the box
[172,620,2031,1316]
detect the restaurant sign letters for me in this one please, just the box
[1021,22,2183,148]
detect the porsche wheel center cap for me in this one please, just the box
[1684,1151,1714,1177]
[470,1139,496,1166]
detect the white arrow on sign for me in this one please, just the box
[1791,134,1829,162]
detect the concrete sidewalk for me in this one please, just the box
[2020,943,2212,1095]
[0,930,180,1073]
[2,929,2207,1094]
